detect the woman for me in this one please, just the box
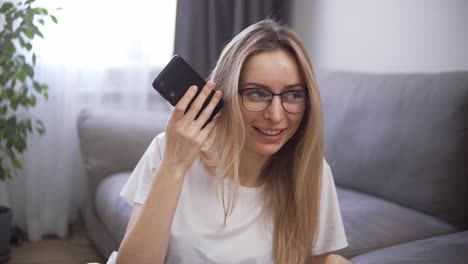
[111,19,349,264]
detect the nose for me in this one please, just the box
[263,96,284,122]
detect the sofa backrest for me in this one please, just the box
[317,71,468,229]
[77,108,169,210]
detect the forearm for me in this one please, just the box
[116,163,186,264]
[117,81,222,264]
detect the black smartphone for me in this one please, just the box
[152,55,224,127]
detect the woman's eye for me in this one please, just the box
[284,91,306,102]
[246,89,270,100]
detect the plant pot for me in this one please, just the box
[0,205,11,262]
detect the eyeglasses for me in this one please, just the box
[238,88,308,114]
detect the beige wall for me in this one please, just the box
[292,0,468,73]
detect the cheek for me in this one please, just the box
[290,114,305,132]
[240,107,257,125]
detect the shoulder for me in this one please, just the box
[318,157,337,199]
[322,158,333,180]
[154,132,166,150]
[144,132,166,160]
[312,158,348,255]
[120,132,167,205]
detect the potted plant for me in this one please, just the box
[0,0,57,261]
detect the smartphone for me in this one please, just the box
[152,55,224,127]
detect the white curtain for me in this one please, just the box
[3,0,176,240]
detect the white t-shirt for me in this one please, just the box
[108,133,347,264]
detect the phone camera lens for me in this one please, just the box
[159,81,165,87]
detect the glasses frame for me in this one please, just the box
[238,88,309,114]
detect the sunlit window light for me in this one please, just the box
[33,0,177,68]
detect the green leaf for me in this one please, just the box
[24,30,34,39]
[0,166,11,181]
[18,55,26,63]
[50,15,57,24]
[16,139,26,153]
[18,36,26,47]
[0,105,7,115]
[33,81,41,91]
[5,41,16,55]
[23,63,34,77]
[0,0,55,182]
[35,119,45,134]
[19,71,27,82]
[30,95,36,106]
[26,119,32,132]
[13,9,24,19]
[11,99,18,110]
[11,79,17,91]
[4,6,16,18]
[31,25,44,38]
[35,8,47,15]
[7,115,17,126]
[12,71,20,82]
[5,148,15,161]
[0,3,14,13]
[12,158,23,169]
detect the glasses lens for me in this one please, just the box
[240,88,308,113]
[242,89,272,111]
[282,90,307,113]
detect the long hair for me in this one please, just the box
[201,19,324,264]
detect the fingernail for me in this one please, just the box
[191,85,197,92]
[215,91,222,98]
[210,81,217,89]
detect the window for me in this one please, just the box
[35,0,177,68]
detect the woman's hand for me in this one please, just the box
[162,80,222,175]
[116,82,222,264]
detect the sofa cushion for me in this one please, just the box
[96,171,133,243]
[335,187,459,258]
[317,71,468,229]
[350,231,468,264]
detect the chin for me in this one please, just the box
[251,143,284,157]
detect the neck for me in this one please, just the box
[239,150,270,188]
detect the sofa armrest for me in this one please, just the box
[350,231,468,264]
[77,108,169,210]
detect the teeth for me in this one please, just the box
[259,129,282,136]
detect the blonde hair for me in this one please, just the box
[201,19,324,264]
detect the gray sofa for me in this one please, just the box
[77,71,468,263]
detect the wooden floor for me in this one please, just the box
[6,224,106,264]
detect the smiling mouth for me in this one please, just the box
[254,127,284,136]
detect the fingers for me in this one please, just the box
[164,82,222,172]
[173,80,222,130]
[193,90,222,130]
[173,85,198,119]
[184,81,215,120]
[199,113,222,138]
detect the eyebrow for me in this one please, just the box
[241,82,305,90]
